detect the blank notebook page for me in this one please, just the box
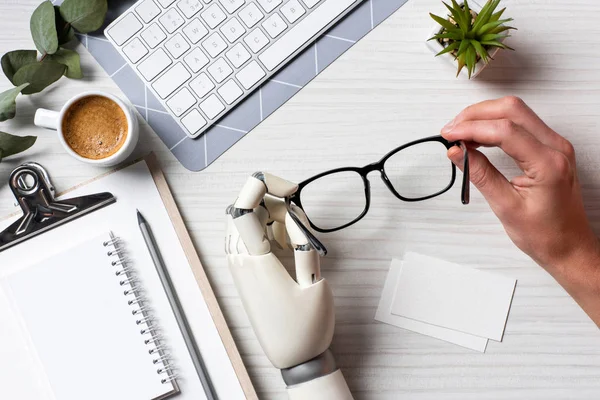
[2,234,176,400]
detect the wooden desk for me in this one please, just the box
[1,0,599,398]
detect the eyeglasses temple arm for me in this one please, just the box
[285,198,328,257]
[459,141,470,205]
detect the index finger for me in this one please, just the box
[443,119,552,178]
[452,97,571,155]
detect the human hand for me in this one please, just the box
[441,97,600,325]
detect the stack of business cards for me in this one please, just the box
[375,253,517,352]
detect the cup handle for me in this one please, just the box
[34,109,60,130]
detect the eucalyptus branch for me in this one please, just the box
[0,0,107,162]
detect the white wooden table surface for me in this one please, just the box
[1,0,600,398]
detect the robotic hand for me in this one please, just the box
[226,172,353,400]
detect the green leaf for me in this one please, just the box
[471,40,489,63]
[50,48,82,79]
[490,25,517,34]
[430,31,463,41]
[472,0,500,32]
[1,50,37,85]
[450,0,469,31]
[54,5,75,45]
[0,131,37,161]
[481,33,509,42]
[30,1,59,55]
[477,19,513,36]
[59,0,108,33]
[455,39,471,58]
[462,0,472,29]
[430,13,456,31]
[490,7,506,22]
[481,40,515,51]
[465,46,477,78]
[456,53,466,77]
[0,84,29,122]
[443,2,466,31]
[13,59,66,94]
[435,41,460,57]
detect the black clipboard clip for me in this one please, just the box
[0,162,116,253]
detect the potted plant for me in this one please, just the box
[426,0,515,78]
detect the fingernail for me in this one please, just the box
[442,118,456,134]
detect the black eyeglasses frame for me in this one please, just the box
[287,135,470,234]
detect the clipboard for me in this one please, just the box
[0,154,257,400]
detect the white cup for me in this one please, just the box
[34,91,139,167]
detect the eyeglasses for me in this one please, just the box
[286,136,469,235]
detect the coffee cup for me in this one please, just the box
[34,91,139,167]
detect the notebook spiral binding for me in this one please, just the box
[103,234,177,385]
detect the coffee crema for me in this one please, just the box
[62,96,128,160]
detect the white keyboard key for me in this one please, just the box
[257,0,282,13]
[177,0,203,18]
[218,79,243,104]
[218,0,245,14]
[281,0,305,23]
[181,109,207,135]
[183,18,209,43]
[301,0,320,8]
[107,13,143,45]
[152,63,192,98]
[135,0,161,23]
[225,43,251,68]
[137,48,172,80]
[190,73,215,98]
[207,58,233,83]
[244,28,269,53]
[184,47,210,72]
[260,0,355,70]
[157,0,177,7]
[262,13,287,38]
[141,23,167,48]
[236,60,265,89]
[201,3,227,29]
[202,32,228,57]
[167,87,197,116]
[220,17,245,43]
[165,33,191,58]
[238,3,264,28]
[122,38,148,63]
[159,8,185,33]
[200,94,226,119]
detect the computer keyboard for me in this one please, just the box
[105,0,363,139]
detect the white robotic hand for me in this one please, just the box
[226,172,353,400]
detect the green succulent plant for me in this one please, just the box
[429,0,515,78]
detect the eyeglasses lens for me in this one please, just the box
[383,141,453,200]
[299,170,367,231]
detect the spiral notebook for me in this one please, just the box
[1,233,177,400]
[0,157,256,400]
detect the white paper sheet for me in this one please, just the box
[375,259,488,352]
[0,161,245,400]
[391,253,517,342]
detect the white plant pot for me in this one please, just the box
[426,0,505,79]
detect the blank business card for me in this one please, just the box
[375,259,488,352]
[391,253,517,341]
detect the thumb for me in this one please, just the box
[448,147,519,216]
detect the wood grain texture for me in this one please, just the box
[1,0,599,398]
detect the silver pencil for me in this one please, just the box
[137,210,218,400]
